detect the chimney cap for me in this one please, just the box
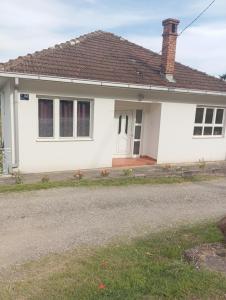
[162,18,180,26]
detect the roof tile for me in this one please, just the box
[2,31,226,92]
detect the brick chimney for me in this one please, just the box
[161,18,180,82]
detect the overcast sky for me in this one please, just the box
[0,0,225,76]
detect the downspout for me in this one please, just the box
[0,90,9,175]
[10,78,19,171]
[12,77,19,169]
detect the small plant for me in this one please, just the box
[198,159,206,170]
[73,170,84,180]
[12,171,23,184]
[175,166,182,172]
[123,168,134,176]
[100,169,110,177]
[175,166,184,176]
[41,175,50,183]
[161,164,172,171]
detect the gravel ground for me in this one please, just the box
[0,179,226,269]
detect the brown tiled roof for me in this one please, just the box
[2,31,226,92]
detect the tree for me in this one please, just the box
[221,74,226,80]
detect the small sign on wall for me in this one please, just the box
[20,93,29,101]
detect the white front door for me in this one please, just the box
[114,111,133,157]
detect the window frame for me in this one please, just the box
[77,100,92,138]
[38,98,55,139]
[132,109,143,157]
[59,99,74,138]
[37,97,94,141]
[193,106,225,138]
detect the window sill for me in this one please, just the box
[192,135,224,139]
[36,137,94,142]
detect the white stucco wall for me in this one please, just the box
[17,94,115,173]
[0,80,14,173]
[15,79,163,173]
[3,76,226,173]
[143,103,161,159]
[157,102,226,163]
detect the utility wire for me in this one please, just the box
[159,0,217,54]
[179,0,216,36]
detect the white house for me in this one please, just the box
[0,18,226,174]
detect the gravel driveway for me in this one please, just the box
[1,179,226,269]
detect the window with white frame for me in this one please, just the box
[193,106,225,137]
[60,100,74,137]
[133,110,143,155]
[38,98,93,139]
[77,100,91,137]
[38,99,54,137]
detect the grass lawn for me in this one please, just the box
[1,222,226,299]
[0,174,217,194]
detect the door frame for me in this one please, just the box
[114,109,143,158]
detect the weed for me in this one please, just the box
[100,169,110,177]
[41,175,50,183]
[199,159,206,170]
[123,168,134,176]
[12,171,23,184]
[73,170,84,180]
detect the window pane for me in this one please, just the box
[203,127,213,135]
[135,126,141,139]
[125,115,128,134]
[195,108,204,123]
[205,108,214,124]
[193,127,202,136]
[136,110,142,124]
[133,141,140,155]
[60,100,73,137]
[77,101,90,137]
[215,109,224,124]
[38,99,53,137]
[118,115,122,134]
[214,127,223,135]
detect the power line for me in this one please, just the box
[159,0,217,54]
[179,0,216,36]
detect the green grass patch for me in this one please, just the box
[1,222,226,299]
[0,175,217,194]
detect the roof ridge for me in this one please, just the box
[120,36,226,85]
[108,32,226,85]
[3,30,107,70]
[3,30,162,70]
[101,31,162,58]
[105,32,226,85]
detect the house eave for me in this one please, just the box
[0,71,226,97]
